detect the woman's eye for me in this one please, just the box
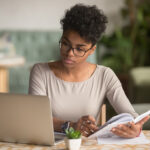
[77,48,85,52]
[62,41,68,46]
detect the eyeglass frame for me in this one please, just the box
[59,39,94,57]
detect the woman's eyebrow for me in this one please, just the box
[63,37,70,43]
[63,37,87,47]
[76,44,86,47]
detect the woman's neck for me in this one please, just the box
[59,60,89,75]
[57,60,96,82]
[49,60,96,82]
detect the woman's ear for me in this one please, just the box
[89,45,96,55]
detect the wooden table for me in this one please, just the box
[0,56,25,92]
[0,130,149,150]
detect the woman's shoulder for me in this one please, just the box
[48,61,60,71]
[95,64,119,80]
[31,62,49,72]
[31,61,60,75]
[96,64,114,74]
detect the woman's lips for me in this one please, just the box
[63,58,74,64]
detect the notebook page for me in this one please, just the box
[97,132,150,145]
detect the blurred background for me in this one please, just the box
[0,0,150,129]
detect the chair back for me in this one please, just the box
[97,104,106,126]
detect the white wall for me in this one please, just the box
[0,0,125,33]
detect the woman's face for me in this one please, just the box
[60,30,96,68]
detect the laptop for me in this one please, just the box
[0,93,65,146]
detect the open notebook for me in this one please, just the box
[88,110,150,139]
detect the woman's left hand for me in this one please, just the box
[111,115,150,138]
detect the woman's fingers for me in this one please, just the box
[111,123,136,138]
[111,127,131,138]
[80,122,98,135]
[109,115,150,139]
[80,125,91,137]
[80,122,98,136]
[117,124,133,134]
[87,123,99,131]
[128,122,141,134]
[111,122,142,138]
[82,115,96,125]
[114,125,133,137]
[77,115,98,137]
[81,130,90,137]
[82,116,98,132]
[136,115,150,127]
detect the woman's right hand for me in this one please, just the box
[72,115,99,137]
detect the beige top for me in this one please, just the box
[29,63,138,122]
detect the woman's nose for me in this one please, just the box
[66,48,75,56]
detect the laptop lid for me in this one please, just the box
[0,93,55,146]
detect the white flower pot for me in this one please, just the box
[65,138,82,150]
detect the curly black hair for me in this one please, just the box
[60,4,108,45]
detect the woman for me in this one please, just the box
[29,4,149,138]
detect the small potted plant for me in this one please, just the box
[65,127,82,150]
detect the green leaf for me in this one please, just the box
[69,127,74,133]
[65,129,69,135]
[65,127,81,139]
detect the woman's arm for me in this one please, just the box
[105,68,138,118]
[28,64,71,132]
[29,64,46,95]
[104,68,149,138]
[53,117,67,132]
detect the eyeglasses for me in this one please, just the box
[59,40,93,57]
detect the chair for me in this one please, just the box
[97,104,106,126]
